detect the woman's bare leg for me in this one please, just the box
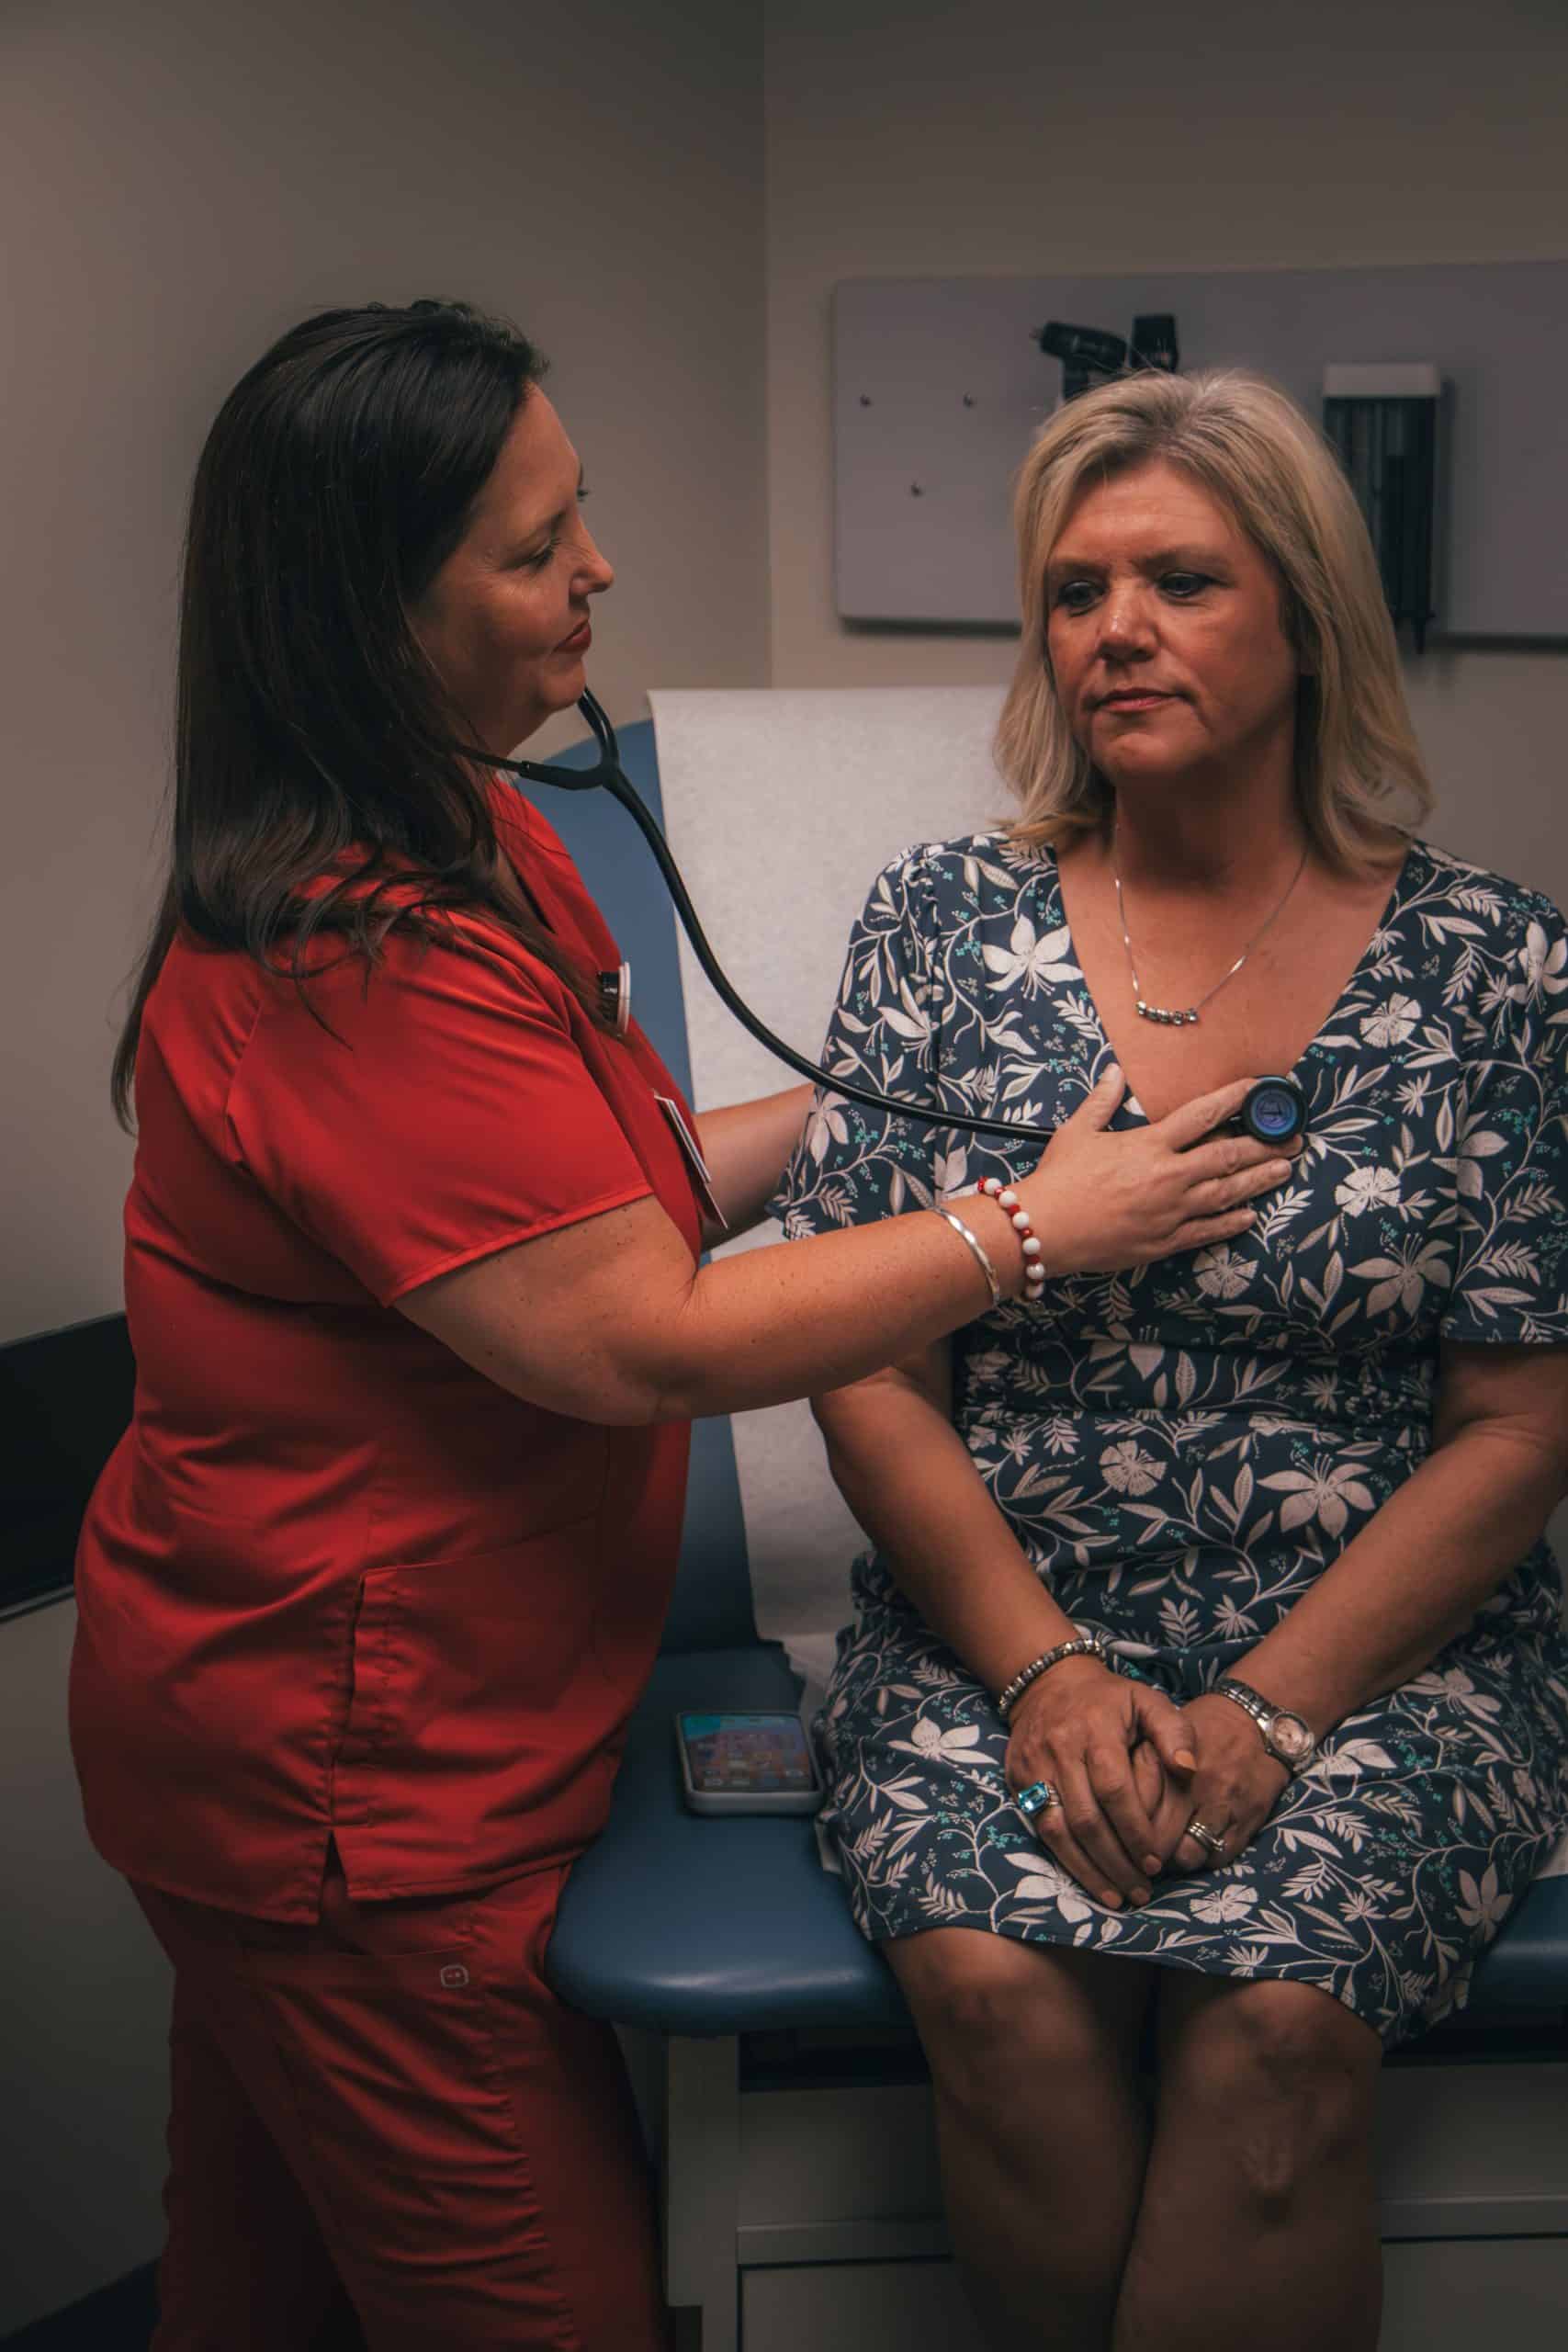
[1111,1973,1382,2352]
[886,1929,1155,2352]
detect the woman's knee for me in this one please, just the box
[1159,1978,1379,2218]
[888,1929,1143,2107]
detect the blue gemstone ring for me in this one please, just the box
[1016,1781,1061,1818]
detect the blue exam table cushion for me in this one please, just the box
[547,1646,1568,2039]
[548,1646,904,2035]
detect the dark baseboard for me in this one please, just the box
[5,2265,157,2350]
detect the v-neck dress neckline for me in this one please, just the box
[1039,839,1419,1122]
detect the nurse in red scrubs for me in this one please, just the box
[71,300,1287,2351]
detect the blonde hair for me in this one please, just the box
[994,368,1432,867]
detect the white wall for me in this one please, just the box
[0,1,766,2329]
[763,0,1568,905]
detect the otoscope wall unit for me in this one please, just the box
[832,260,1568,642]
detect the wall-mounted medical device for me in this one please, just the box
[833,266,1565,632]
[1034,313,1180,402]
[1322,363,1441,651]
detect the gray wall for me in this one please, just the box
[763,0,1568,906]
[1,0,768,1352]
[1,0,766,2328]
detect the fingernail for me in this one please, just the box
[1144,1853,1162,1875]
[1131,1884,1152,1905]
[1174,1750,1197,1771]
[1269,1159,1292,1180]
[1102,1890,1122,1909]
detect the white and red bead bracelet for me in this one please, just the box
[978,1176,1046,1298]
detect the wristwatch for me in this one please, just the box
[1213,1678,1317,1773]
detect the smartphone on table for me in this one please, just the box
[673,1710,824,1815]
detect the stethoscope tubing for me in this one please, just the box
[490,691,1055,1144]
[490,691,1307,1152]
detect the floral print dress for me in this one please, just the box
[773,832,1568,2047]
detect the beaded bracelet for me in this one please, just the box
[977,1177,1046,1298]
[997,1634,1111,1721]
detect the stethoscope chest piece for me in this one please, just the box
[1235,1074,1308,1147]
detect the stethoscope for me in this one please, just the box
[491,689,1308,1150]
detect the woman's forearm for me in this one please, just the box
[402,1070,1281,1429]
[404,1188,1043,1429]
[695,1085,814,1241]
[1237,1424,1567,1734]
[653,1208,1023,1420]
[814,1377,1078,1695]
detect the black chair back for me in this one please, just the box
[1,1313,135,1616]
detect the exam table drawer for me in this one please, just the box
[739,2240,1568,2351]
[727,2062,1568,2252]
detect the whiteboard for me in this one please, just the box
[833,262,1568,638]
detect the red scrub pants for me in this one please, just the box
[132,1850,670,2351]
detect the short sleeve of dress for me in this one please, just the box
[771,847,951,1237]
[227,917,653,1306]
[1439,895,1568,1346]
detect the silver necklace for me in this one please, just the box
[1111,834,1309,1026]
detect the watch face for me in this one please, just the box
[1270,1713,1314,1765]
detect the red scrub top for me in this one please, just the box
[71,785,701,1922]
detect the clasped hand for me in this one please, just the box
[1004,1662,1289,1908]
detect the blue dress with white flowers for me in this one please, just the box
[773,833,1568,2046]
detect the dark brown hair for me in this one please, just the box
[112,298,603,1128]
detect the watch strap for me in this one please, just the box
[1213,1678,1314,1770]
[1213,1677,1270,1728]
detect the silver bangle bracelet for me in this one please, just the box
[938,1210,1001,1309]
[997,1634,1111,1720]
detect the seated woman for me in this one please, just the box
[774,367,1568,2352]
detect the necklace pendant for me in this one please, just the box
[1112,830,1309,1038]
